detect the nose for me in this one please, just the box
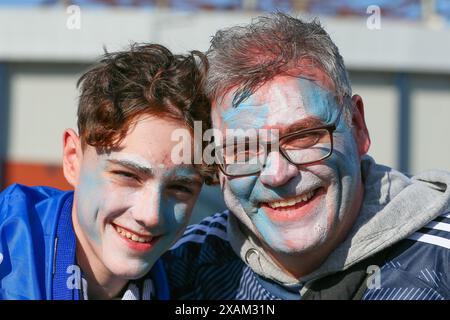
[259,151,299,187]
[132,186,166,234]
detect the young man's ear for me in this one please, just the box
[351,94,371,157]
[62,129,82,188]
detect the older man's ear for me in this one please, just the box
[351,94,371,157]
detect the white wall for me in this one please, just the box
[2,8,450,174]
[350,72,398,169]
[410,74,450,172]
[1,7,450,73]
[7,63,83,163]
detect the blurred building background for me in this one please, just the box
[0,0,449,222]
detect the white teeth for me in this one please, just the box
[114,225,152,243]
[267,190,315,209]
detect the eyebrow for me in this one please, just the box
[106,159,154,177]
[219,117,326,146]
[278,117,326,136]
[107,159,203,185]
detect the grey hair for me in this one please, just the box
[205,12,353,123]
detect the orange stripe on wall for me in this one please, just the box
[3,161,72,191]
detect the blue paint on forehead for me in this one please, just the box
[220,98,269,130]
[219,77,345,132]
[297,78,344,129]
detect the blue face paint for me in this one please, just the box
[299,77,361,197]
[220,98,269,130]
[72,116,203,286]
[76,160,107,245]
[214,74,367,262]
[298,78,345,131]
[161,165,201,228]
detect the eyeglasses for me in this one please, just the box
[215,124,336,178]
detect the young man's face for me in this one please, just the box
[211,72,370,265]
[65,115,202,280]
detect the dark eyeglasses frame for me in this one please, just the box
[215,124,336,178]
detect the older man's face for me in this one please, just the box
[211,72,370,264]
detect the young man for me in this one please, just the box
[164,13,450,300]
[0,44,211,299]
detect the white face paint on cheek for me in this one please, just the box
[326,130,361,217]
[76,152,152,246]
[108,152,153,170]
[282,221,328,250]
[99,179,160,278]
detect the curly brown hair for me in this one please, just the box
[76,43,215,183]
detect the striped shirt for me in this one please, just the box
[163,211,450,300]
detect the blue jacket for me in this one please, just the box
[0,184,169,300]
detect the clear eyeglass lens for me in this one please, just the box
[223,142,265,175]
[282,129,332,164]
[220,128,332,176]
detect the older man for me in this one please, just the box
[164,13,450,300]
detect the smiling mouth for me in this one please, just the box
[113,224,153,244]
[265,188,319,209]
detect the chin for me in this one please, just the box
[258,222,331,256]
[272,239,324,256]
[105,257,154,280]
